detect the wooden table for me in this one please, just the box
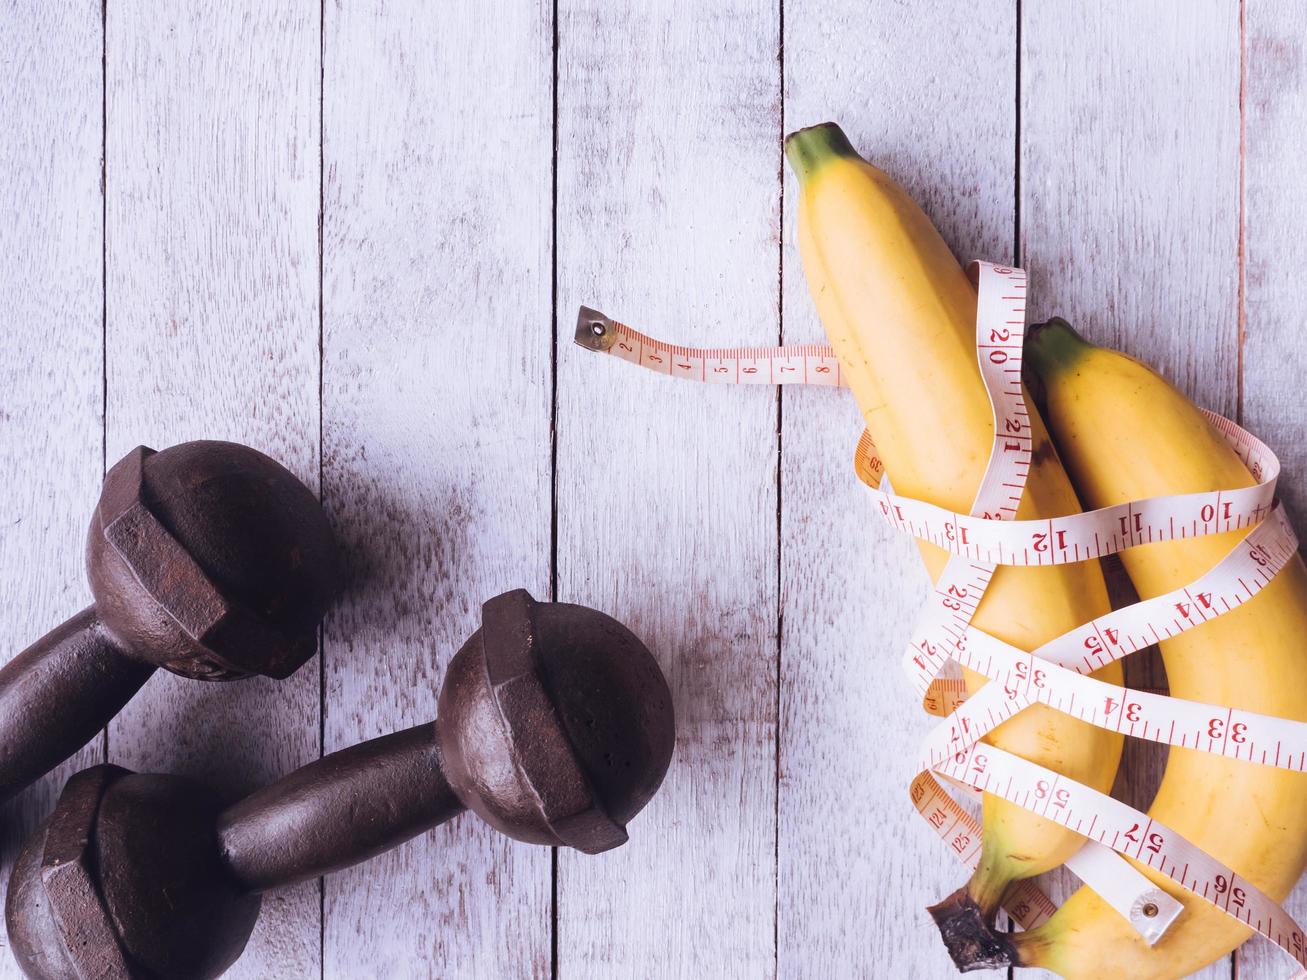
[2,3,1304,978]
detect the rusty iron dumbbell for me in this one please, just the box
[5,589,675,980]
[0,441,342,805]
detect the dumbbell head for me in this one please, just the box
[6,591,674,980]
[437,589,676,852]
[87,441,341,680]
[6,766,260,980]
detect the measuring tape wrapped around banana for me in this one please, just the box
[573,122,1307,980]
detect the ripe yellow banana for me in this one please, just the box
[1006,319,1307,979]
[784,123,1125,919]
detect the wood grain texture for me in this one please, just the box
[102,3,322,977]
[555,1,780,976]
[0,3,104,972]
[1238,2,1307,977]
[5,5,1307,978]
[780,3,1016,976]
[1022,3,1242,412]
[1022,3,1240,978]
[320,2,554,976]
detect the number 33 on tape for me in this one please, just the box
[575,262,1307,975]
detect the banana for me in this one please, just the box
[1003,319,1307,979]
[783,123,1125,920]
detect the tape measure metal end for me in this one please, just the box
[575,306,616,352]
[1129,888,1184,946]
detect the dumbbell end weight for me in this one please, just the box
[85,442,341,681]
[0,441,342,809]
[7,765,261,980]
[217,589,675,891]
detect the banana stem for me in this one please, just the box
[927,887,1018,972]
[784,122,858,183]
[966,857,1013,920]
[1025,317,1094,380]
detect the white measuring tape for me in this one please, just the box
[575,262,1307,974]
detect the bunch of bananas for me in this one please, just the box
[785,122,1307,979]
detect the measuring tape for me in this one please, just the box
[575,276,1173,934]
[575,263,1307,974]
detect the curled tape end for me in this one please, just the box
[1130,889,1184,946]
[575,306,616,352]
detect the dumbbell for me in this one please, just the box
[0,441,342,805]
[5,589,674,980]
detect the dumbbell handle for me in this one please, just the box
[215,722,463,893]
[0,607,154,804]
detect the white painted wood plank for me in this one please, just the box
[1023,3,1240,979]
[103,3,322,977]
[555,1,780,976]
[321,3,553,976]
[0,4,104,975]
[1238,3,1307,977]
[780,3,1015,976]
[1022,4,1242,414]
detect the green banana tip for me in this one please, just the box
[1025,317,1093,378]
[784,122,859,181]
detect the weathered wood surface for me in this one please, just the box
[100,2,324,976]
[555,1,780,976]
[2,2,1306,978]
[320,1,553,976]
[1240,2,1307,977]
[780,2,1015,977]
[0,0,106,936]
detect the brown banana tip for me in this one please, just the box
[926,887,1018,973]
